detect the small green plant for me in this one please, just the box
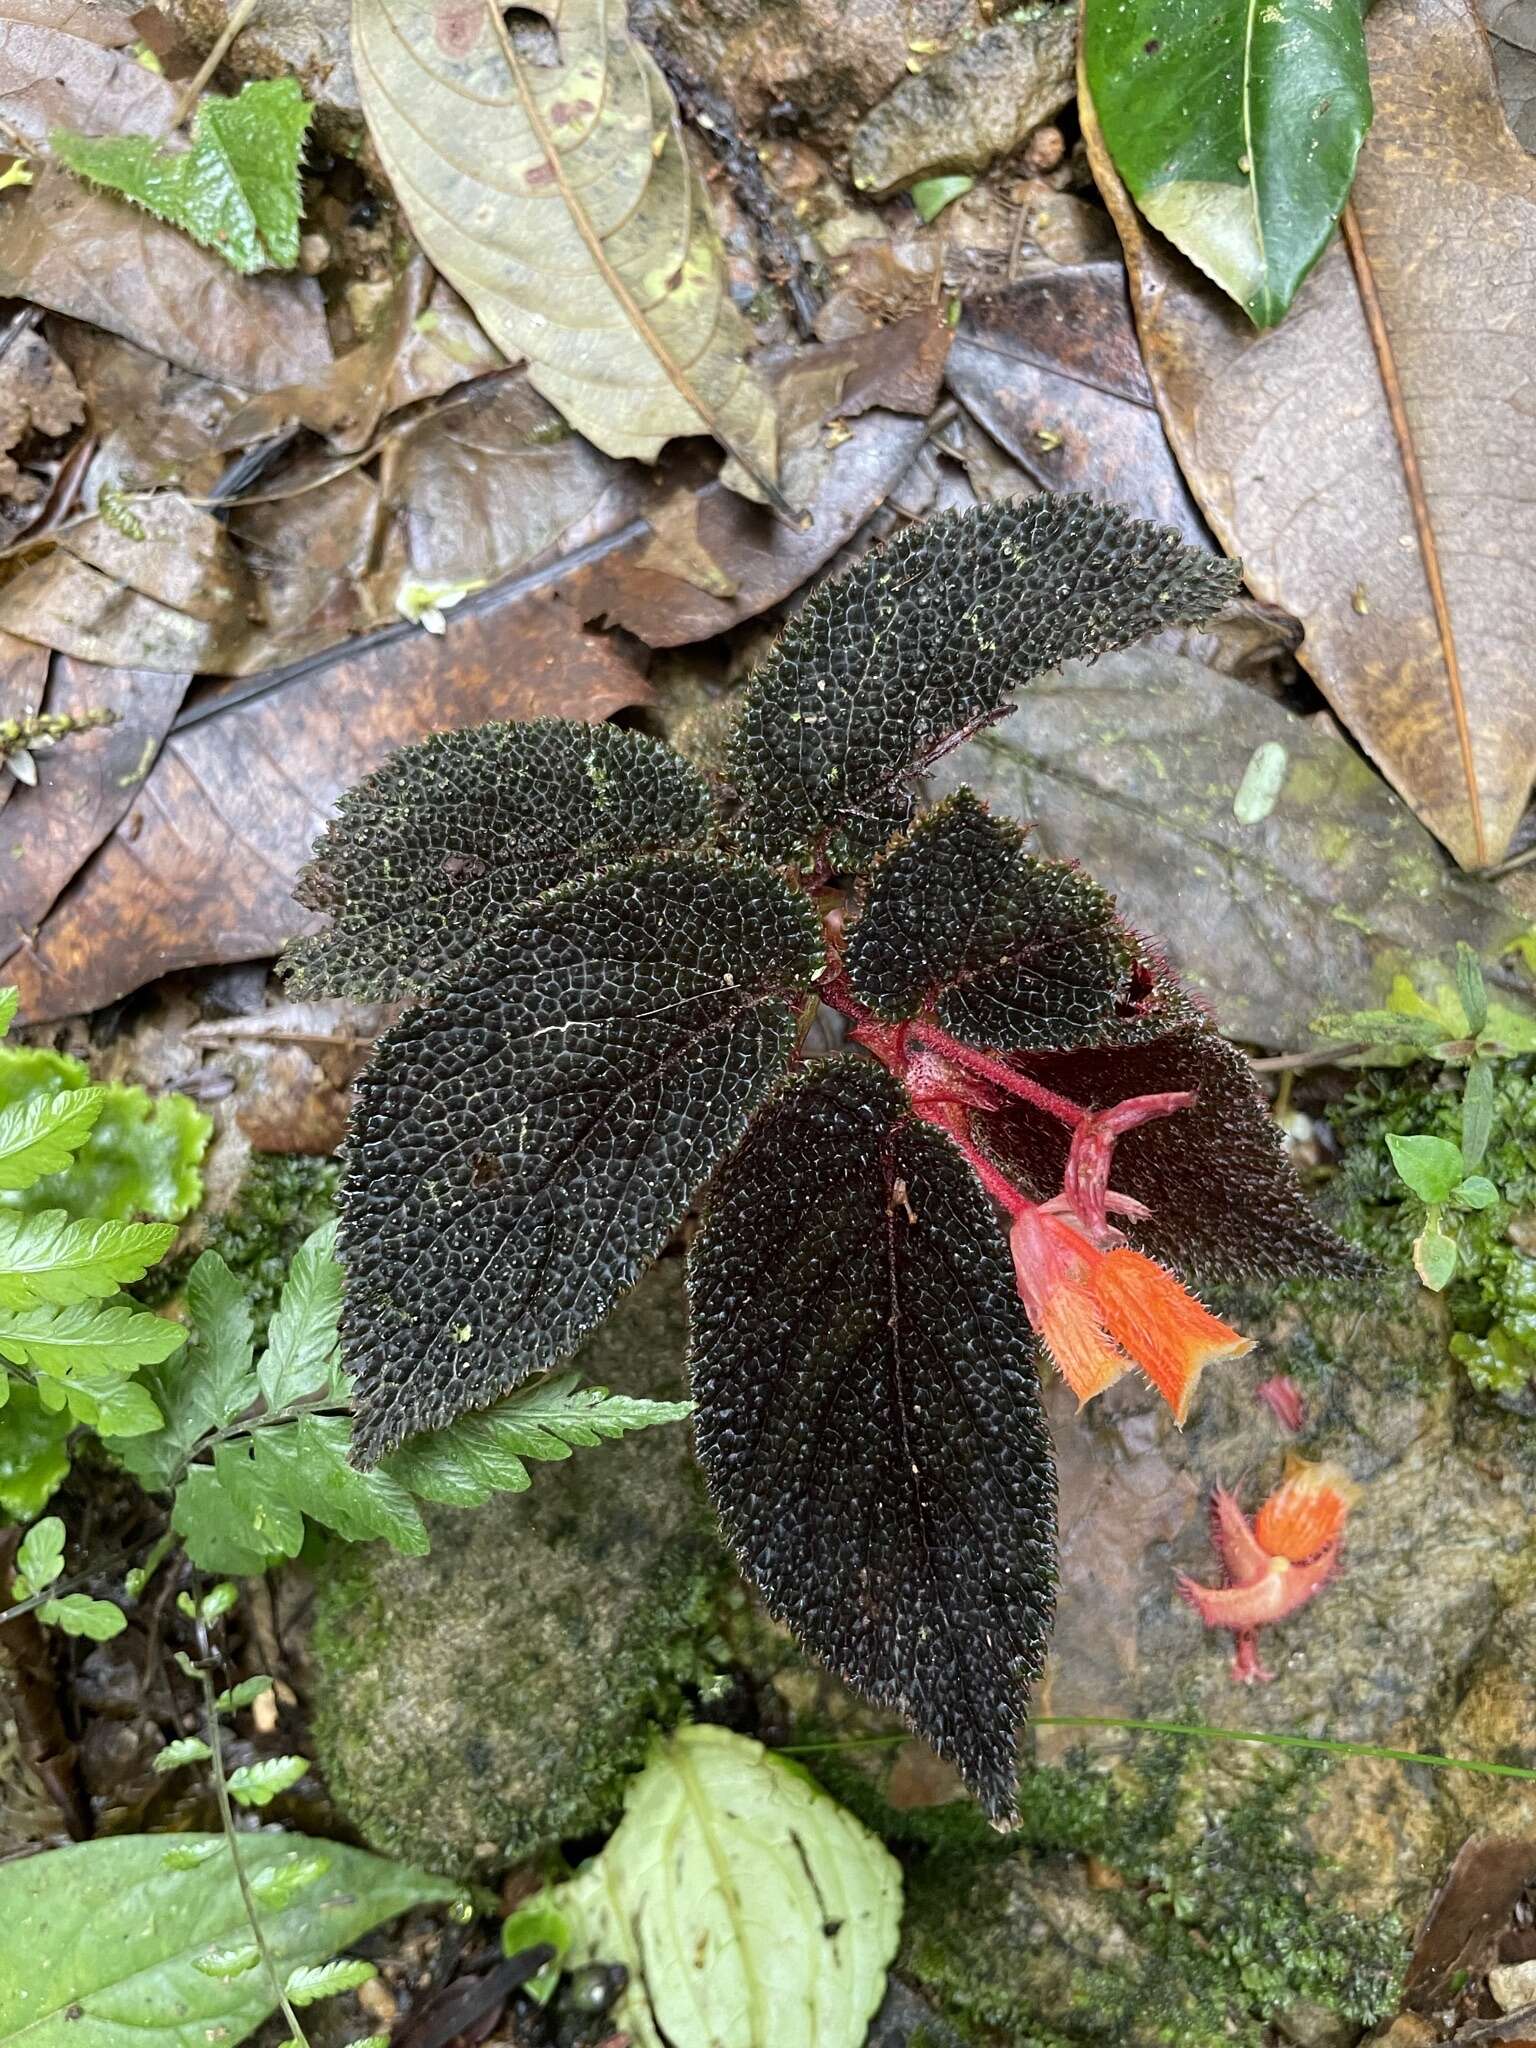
[9,1512,125,1638]
[110,1220,693,1576]
[0,989,196,1514]
[52,78,312,276]
[1363,949,1505,1291]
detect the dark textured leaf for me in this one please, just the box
[343,853,822,1461]
[688,1059,1056,1820]
[1082,0,1372,326]
[845,790,1131,1052]
[285,721,714,1001]
[980,1020,1366,1283]
[729,497,1238,873]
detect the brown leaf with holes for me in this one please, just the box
[1083,0,1536,869]
[945,266,1210,545]
[1,585,651,1022]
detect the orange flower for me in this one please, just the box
[1010,1206,1253,1423]
[1178,1457,1361,1683]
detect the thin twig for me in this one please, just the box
[170,0,261,132]
[197,1663,311,2048]
[1248,1043,1371,1072]
[1340,199,1485,868]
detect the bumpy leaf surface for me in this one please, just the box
[983,1018,1368,1281]
[730,497,1237,872]
[53,79,312,276]
[285,720,715,1000]
[845,791,1131,1051]
[689,1059,1056,1820]
[342,854,822,1461]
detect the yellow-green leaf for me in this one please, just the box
[350,0,781,502]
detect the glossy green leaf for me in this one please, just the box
[154,1737,213,1774]
[1462,1059,1495,1172]
[226,1755,308,1808]
[1453,1174,1499,1210]
[169,1465,274,1578]
[1456,941,1490,1038]
[284,1959,376,2006]
[53,79,311,276]
[0,1211,178,1310]
[0,1087,105,1193]
[39,1593,126,1640]
[1413,1221,1459,1292]
[0,1384,71,1518]
[113,1251,257,1492]
[14,1513,64,1592]
[501,1898,569,2005]
[1083,0,1372,326]
[0,1302,185,1376]
[65,1377,163,1437]
[1386,1132,1466,1207]
[0,1829,459,2048]
[383,1372,693,1505]
[258,1221,341,1410]
[252,1415,428,1551]
[0,1048,209,1222]
[558,1724,902,2048]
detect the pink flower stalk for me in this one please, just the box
[826,975,1255,1426]
[1256,1374,1305,1435]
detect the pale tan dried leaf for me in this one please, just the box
[351,0,781,503]
[0,170,333,393]
[1084,0,1536,870]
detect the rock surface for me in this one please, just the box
[310,1259,731,1878]
[849,8,1078,198]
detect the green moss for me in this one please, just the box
[140,1153,338,1340]
[887,1741,1402,2047]
[309,1263,735,1879]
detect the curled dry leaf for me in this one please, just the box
[935,645,1535,1051]
[1084,0,1536,870]
[351,0,781,503]
[1,586,651,1022]
[945,266,1210,544]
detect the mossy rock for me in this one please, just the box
[310,1259,733,1879]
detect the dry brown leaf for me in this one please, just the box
[54,323,247,501]
[1083,0,1536,870]
[1485,0,1536,149]
[2,586,651,1022]
[0,169,332,394]
[0,495,254,671]
[573,313,952,645]
[0,659,187,958]
[945,266,1209,544]
[352,0,781,504]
